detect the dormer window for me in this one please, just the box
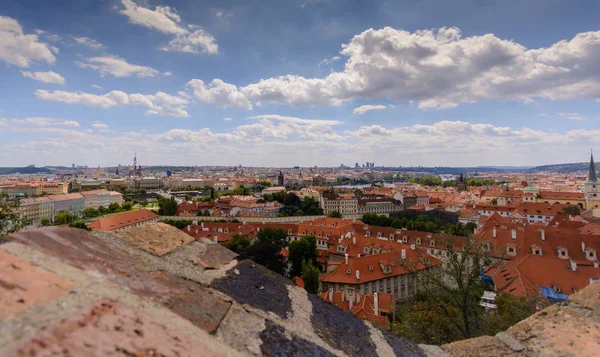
[403,236,408,243]
[363,246,370,254]
[416,238,421,245]
[552,284,561,293]
[506,244,517,257]
[302,230,306,235]
[337,246,345,253]
[346,269,351,274]
[557,247,568,260]
[366,231,371,237]
[586,248,597,261]
[430,241,435,247]
[318,232,322,237]
[368,265,374,271]
[377,232,382,238]
[531,246,542,256]
[390,234,394,239]
[288,229,292,234]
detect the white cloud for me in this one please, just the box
[35,89,189,117]
[117,0,217,54]
[91,84,102,89]
[10,117,80,127]
[223,117,233,121]
[246,114,342,126]
[187,79,252,109]
[71,36,104,49]
[0,16,56,67]
[36,30,63,42]
[75,55,166,78]
[353,104,390,115]
[318,56,340,67]
[92,121,112,133]
[21,71,65,84]
[207,26,600,109]
[558,112,586,120]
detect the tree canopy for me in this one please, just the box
[328,211,342,218]
[223,234,251,255]
[0,194,27,236]
[301,259,320,294]
[288,235,317,277]
[158,197,178,215]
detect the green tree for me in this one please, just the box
[241,240,286,275]
[184,194,193,201]
[490,198,498,205]
[108,202,121,213]
[256,227,288,248]
[98,205,108,214]
[562,205,581,216]
[158,197,178,215]
[82,208,100,217]
[68,220,91,231]
[301,259,320,294]
[232,186,251,195]
[223,234,251,255]
[162,219,193,229]
[328,210,343,218]
[54,210,75,225]
[288,235,317,277]
[122,201,133,211]
[41,218,51,226]
[482,293,535,335]
[0,194,28,236]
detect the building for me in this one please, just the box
[318,291,394,329]
[357,196,403,215]
[321,249,441,303]
[80,190,111,209]
[585,152,600,210]
[277,170,285,186]
[87,209,160,231]
[137,176,161,190]
[320,193,358,216]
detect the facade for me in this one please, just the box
[137,176,162,190]
[320,193,358,216]
[357,197,403,215]
[81,190,111,209]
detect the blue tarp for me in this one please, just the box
[540,286,569,301]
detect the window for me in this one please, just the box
[386,278,391,292]
[379,280,383,291]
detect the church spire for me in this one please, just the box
[589,150,598,182]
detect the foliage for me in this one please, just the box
[362,213,477,237]
[232,186,251,195]
[328,210,342,218]
[158,197,178,216]
[562,205,581,216]
[98,205,107,214]
[122,201,133,211]
[394,237,494,344]
[68,220,91,231]
[255,180,272,192]
[241,240,287,275]
[301,259,320,294]
[288,235,317,277]
[262,190,287,203]
[83,207,100,218]
[184,194,193,201]
[41,218,51,226]
[0,194,28,236]
[162,219,193,229]
[108,202,121,213]
[481,293,535,335]
[54,210,76,225]
[223,234,251,255]
[277,196,324,217]
[408,176,496,187]
[256,227,288,248]
[490,198,498,205]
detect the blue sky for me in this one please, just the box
[1,0,599,167]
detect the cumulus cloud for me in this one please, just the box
[558,112,586,121]
[187,79,252,109]
[223,117,233,121]
[91,84,102,89]
[353,104,390,115]
[75,55,166,78]
[92,121,112,133]
[0,16,56,67]
[34,89,189,117]
[21,70,65,84]
[318,56,341,67]
[246,114,342,126]
[71,36,104,49]
[117,0,217,54]
[198,26,600,110]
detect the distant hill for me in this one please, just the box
[0,167,52,175]
[526,162,587,173]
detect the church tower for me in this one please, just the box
[278,170,285,186]
[457,173,467,192]
[584,151,600,210]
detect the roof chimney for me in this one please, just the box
[356,270,360,280]
[401,249,406,260]
[570,260,577,272]
[511,229,517,239]
[345,253,348,265]
[374,292,379,316]
[540,230,545,241]
[353,236,356,245]
[492,226,497,238]
[582,242,586,252]
[187,225,190,232]
[356,293,360,303]
[341,290,345,302]
[328,289,333,302]
[214,236,218,244]
[594,262,599,269]
[349,298,353,310]
[201,222,204,227]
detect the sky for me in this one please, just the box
[1,0,600,168]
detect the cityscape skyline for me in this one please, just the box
[2,0,600,167]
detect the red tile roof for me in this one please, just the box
[87,210,159,231]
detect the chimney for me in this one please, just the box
[358,254,361,258]
[349,298,353,310]
[374,292,379,315]
[540,230,545,241]
[401,249,406,260]
[195,230,198,234]
[193,220,198,225]
[356,293,361,303]
[187,225,190,232]
[582,242,586,252]
[511,229,517,239]
[492,226,497,238]
[328,289,333,302]
[214,236,218,244]
[341,290,345,302]
[427,233,432,239]
[201,222,204,227]
[345,253,349,265]
[353,236,356,245]
[570,260,577,272]
[410,244,416,251]
[355,270,360,280]
[594,262,599,269]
